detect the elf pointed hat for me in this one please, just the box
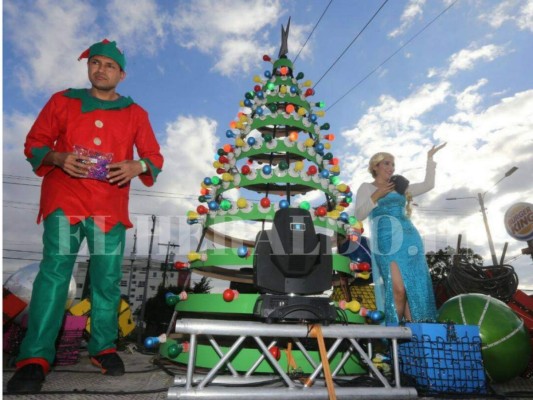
[78,39,126,70]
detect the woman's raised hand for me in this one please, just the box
[428,142,447,160]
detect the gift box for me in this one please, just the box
[55,315,88,366]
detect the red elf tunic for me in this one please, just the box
[24,89,164,232]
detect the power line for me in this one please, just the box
[327,0,459,111]
[293,0,334,62]
[314,0,389,89]
[3,175,197,200]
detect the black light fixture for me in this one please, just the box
[253,208,336,324]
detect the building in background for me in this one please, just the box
[74,258,191,317]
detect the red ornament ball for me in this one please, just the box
[260,197,271,208]
[315,206,327,217]
[223,289,235,302]
[269,346,281,361]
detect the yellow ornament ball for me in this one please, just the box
[187,211,198,220]
[294,161,304,172]
[222,173,233,182]
[236,197,248,209]
[235,138,245,147]
[304,138,314,147]
[328,210,340,219]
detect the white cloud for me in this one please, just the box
[454,78,487,112]
[105,0,168,55]
[3,0,96,94]
[169,0,295,76]
[517,0,533,31]
[479,0,533,32]
[341,81,451,155]
[157,115,220,199]
[429,43,507,78]
[388,0,426,38]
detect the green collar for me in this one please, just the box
[64,88,134,113]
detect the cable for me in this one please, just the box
[3,177,197,200]
[314,0,389,89]
[293,0,334,62]
[443,262,518,303]
[327,0,459,111]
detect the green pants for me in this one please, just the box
[17,210,126,365]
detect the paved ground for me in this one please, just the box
[3,346,533,399]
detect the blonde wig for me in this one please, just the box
[367,152,413,218]
[368,152,394,178]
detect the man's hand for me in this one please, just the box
[44,151,90,178]
[106,160,143,186]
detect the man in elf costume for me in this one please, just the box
[7,39,164,394]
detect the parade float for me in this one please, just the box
[135,20,533,400]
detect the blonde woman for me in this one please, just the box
[354,144,446,323]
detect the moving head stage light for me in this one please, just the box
[253,208,337,324]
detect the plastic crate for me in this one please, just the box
[396,322,488,394]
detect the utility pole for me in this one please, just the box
[159,241,180,288]
[477,193,499,267]
[446,166,518,267]
[126,228,137,306]
[137,215,157,344]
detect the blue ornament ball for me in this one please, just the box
[247,137,256,146]
[279,199,289,209]
[237,246,248,258]
[208,201,219,211]
[262,165,272,175]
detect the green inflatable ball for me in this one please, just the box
[437,293,531,383]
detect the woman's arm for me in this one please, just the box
[407,143,446,197]
[354,183,377,221]
[407,159,436,197]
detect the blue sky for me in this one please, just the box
[3,0,533,289]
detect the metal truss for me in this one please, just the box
[167,319,417,399]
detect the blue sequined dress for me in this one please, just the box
[369,191,437,323]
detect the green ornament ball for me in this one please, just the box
[331,176,340,185]
[166,295,178,306]
[220,199,232,211]
[348,216,357,225]
[211,176,221,185]
[167,343,181,358]
[279,161,289,170]
[299,201,310,211]
[438,293,531,383]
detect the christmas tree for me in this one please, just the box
[153,20,380,373]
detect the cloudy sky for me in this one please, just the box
[3,0,533,290]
